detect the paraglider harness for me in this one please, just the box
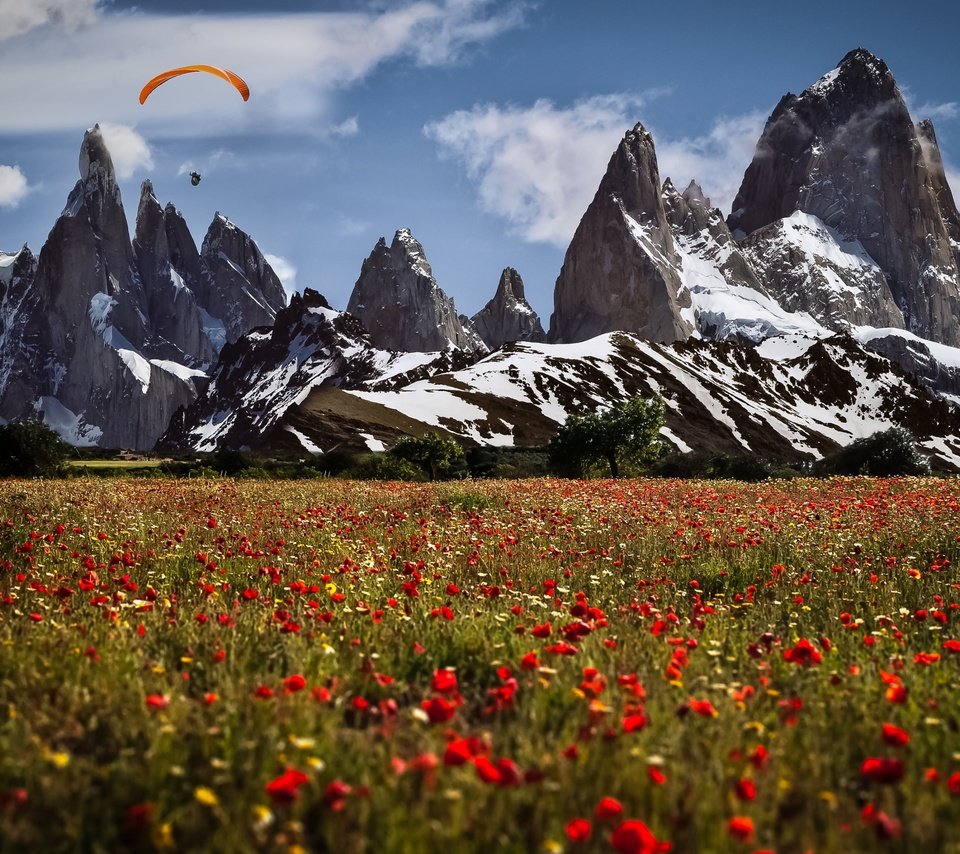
[190,171,201,186]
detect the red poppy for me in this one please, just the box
[881,723,909,747]
[861,757,904,784]
[623,711,648,733]
[947,772,960,795]
[421,696,458,724]
[265,768,309,804]
[323,779,352,810]
[610,819,667,854]
[727,816,754,842]
[687,698,718,718]
[520,651,540,670]
[647,766,666,785]
[282,674,306,694]
[431,668,458,695]
[145,693,169,710]
[734,779,756,801]
[783,638,822,666]
[594,796,624,822]
[565,817,591,843]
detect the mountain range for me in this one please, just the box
[4,48,960,468]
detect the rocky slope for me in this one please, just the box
[470,267,546,349]
[347,228,486,352]
[158,290,479,453]
[173,318,960,468]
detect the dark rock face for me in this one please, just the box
[198,213,288,346]
[470,267,546,349]
[728,48,960,345]
[0,127,200,448]
[347,228,486,352]
[133,182,216,365]
[549,124,693,344]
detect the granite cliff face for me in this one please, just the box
[549,124,693,344]
[0,126,287,449]
[470,267,546,349]
[347,228,486,352]
[133,182,216,365]
[199,213,288,346]
[728,48,960,345]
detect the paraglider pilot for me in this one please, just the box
[190,171,201,186]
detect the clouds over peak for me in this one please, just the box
[97,123,153,179]
[0,0,101,42]
[0,164,30,208]
[426,93,765,246]
[424,94,655,245]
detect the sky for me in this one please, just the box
[1,0,960,325]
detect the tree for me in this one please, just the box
[0,422,69,478]
[390,432,465,481]
[549,395,665,478]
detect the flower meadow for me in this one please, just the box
[2,476,960,853]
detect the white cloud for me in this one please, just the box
[265,253,297,299]
[177,149,240,178]
[331,117,359,138]
[0,1,527,135]
[425,92,759,246]
[425,93,654,245]
[0,164,30,208]
[97,123,153,179]
[916,101,959,122]
[0,0,100,42]
[336,214,371,237]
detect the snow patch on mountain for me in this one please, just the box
[35,397,103,447]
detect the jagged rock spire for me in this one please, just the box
[471,267,546,349]
[347,228,486,352]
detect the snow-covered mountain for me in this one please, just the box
[158,289,481,453]
[158,48,960,469]
[7,50,960,470]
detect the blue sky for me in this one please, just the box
[1,0,959,324]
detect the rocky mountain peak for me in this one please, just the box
[549,122,692,344]
[391,227,434,280]
[78,124,116,185]
[682,180,710,209]
[347,228,486,353]
[471,267,546,350]
[198,211,288,345]
[727,49,960,347]
[497,267,525,301]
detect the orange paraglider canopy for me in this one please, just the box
[139,65,249,104]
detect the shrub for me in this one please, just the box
[815,428,931,476]
[390,432,466,481]
[349,454,424,481]
[0,422,69,478]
